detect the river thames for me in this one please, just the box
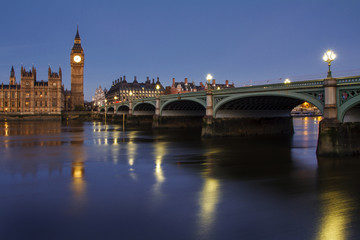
[1,117,360,239]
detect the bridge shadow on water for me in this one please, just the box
[151,128,295,180]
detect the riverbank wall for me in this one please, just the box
[0,113,62,121]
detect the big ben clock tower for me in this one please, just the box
[70,26,84,109]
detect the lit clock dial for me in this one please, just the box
[74,55,82,63]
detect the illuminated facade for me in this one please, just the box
[169,78,234,94]
[0,66,64,114]
[70,27,85,110]
[106,76,164,103]
[92,86,106,107]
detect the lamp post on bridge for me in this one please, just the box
[322,49,338,120]
[129,91,133,115]
[104,99,107,124]
[206,74,213,92]
[155,84,160,116]
[323,49,336,78]
[205,74,214,118]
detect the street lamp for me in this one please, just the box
[323,49,336,78]
[284,78,291,84]
[206,74,213,90]
[156,84,160,96]
[104,99,107,123]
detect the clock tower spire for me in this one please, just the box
[70,26,84,110]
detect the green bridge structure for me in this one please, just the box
[99,75,360,157]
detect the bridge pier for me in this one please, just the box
[155,96,160,116]
[317,119,360,156]
[129,101,133,115]
[317,77,352,157]
[323,78,338,119]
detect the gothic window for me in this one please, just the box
[52,99,56,107]
[11,92,15,98]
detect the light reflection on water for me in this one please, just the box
[0,118,360,239]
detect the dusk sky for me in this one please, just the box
[1,0,360,101]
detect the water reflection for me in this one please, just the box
[317,190,351,240]
[151,142,167,204]
[128,131,137,180]
[69,130,87,213]
[71,162,86,200]
[316,159,358,240]
[197,152,221,239]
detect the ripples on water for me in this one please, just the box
[0,117,360,240]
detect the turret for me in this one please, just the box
[9,66,16,85]
[59,66,62,78]
[48,65,52,78]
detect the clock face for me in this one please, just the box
[74,55,81,63]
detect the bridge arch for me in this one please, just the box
[107,106,115,113]
[133,102,156,115]
[214,92,324,118]
[116,105,130,114]
[338,95,360,122]
[160,99,206,116]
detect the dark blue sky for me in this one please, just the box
[1,0,360,101]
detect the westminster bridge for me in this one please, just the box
[99,75,360,156]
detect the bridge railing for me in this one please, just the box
[336,75,360,85]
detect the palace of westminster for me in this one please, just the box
[0,28,85,114]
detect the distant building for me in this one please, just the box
[170,78,199,94]
[92,86,106,107]
[106,76,164,103]
[168,78,235,94]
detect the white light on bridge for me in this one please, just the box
[323,49,336,78]
[284,78,291,84]
[323,50,336,63]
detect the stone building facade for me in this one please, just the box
[106,76,164,104]
[0,66,64,114]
